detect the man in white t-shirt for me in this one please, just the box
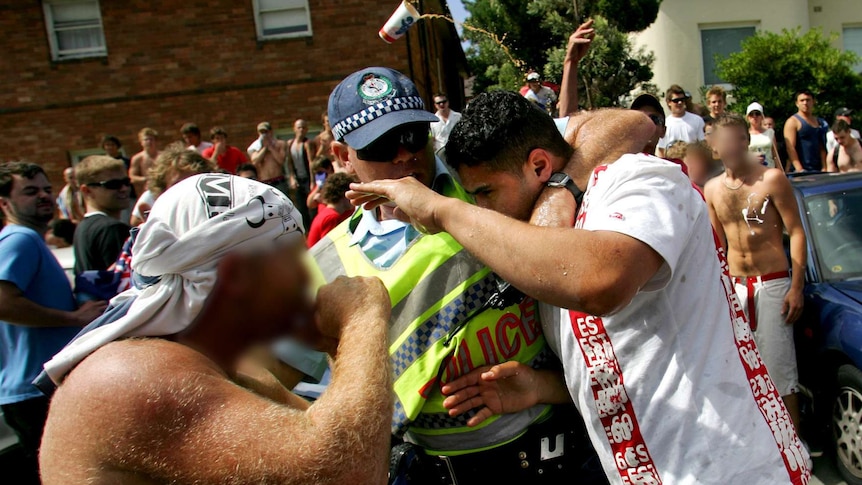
[826,107,861,153]
[657,85,705,158]
[349,91,810,485]
[524,72,557,115]
[430,93,462,153]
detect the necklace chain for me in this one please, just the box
[723,173,745,190]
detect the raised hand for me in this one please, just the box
[566,19,595,64]
[347,178,449,234]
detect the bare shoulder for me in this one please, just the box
[703,175,722,202]
[784,116,800,130]
[762,167,792,191]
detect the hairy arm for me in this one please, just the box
[0,281,104,328]
[769,170,806,323]
[784,118,802,172]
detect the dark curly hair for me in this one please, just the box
[321,172,356,205]
[0,162,47,197]
[445,91,573,174]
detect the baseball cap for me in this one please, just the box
[257,122,271,132]
[630,93,665,118]
[746,102,764,115]
[835,107,853,117]
[328,67,438,150]
[526,72,541,82]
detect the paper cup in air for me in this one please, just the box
[379,1,421,44]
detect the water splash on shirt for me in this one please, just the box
[742,193,770,235]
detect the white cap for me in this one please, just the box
[746,102,764,115]
[526,72,541,81]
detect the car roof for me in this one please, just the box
[789,171,862,197]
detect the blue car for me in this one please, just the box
[792,171,862,485]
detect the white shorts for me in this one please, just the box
[734,276,800,396]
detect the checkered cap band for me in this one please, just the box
[332,96,426,141]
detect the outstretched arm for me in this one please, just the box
[557,19,594,117]
[348,178,663,315]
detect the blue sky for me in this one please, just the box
[448,0,469,37]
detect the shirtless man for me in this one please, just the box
[826,119,862,173]
[704,114,807,431]
[39,174,392,484]
[128,127,159,197]
[248,121,289,195]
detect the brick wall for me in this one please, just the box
[0,0,464,188]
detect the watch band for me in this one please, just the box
[546,172,585,207]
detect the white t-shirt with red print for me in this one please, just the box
[539,154,810,485]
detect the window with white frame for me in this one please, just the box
[252,0,313,40]
[844,26,862,74]
[43,0,107,61]
[700,26,756,85]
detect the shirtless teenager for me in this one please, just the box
[826,119,862,173]
[39,174,392,484]
[704,114,807,431]
[128,127,160,197]
[248,121,289,195]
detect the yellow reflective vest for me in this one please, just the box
[308,170,552,455]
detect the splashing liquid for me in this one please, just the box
[742,193,770,235]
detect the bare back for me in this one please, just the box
[40,339,304,484]
[705,166,792,276]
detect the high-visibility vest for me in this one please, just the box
[308,173,552,455]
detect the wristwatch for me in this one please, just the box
[546,172,585,207]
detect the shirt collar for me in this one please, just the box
[349,156,454,246]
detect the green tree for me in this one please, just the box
[463,0,660,106]
[717,28,862,124]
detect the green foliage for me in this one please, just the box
[464,0,659,107]
[717,28,862,124]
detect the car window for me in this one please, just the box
[804,189,862,281]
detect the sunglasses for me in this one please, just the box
[87,177,132,190]
[748,112,763,117]
[669,97,687,104]
[435,99,448,105]
[648,114,664,126]
[356,123,430,163]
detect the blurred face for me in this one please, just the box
[183,132,201,147]
[747,111,764,130]
[63,168,75,185]
[708,95,726,116]
[704,124,715,147]
[796,94,815,114]
[683,152,712,188]
[294,120,308,139]
[528,80,541,93]
[667,94,687,116]
[434,97,449,113]
[835,130,854,148]
[0,173,54,226]
[336,123,435,187]
[234,240,313,340]
[102,140,120,157]
[238,170,257,180]
[212,134,227,144]
[459,162,541,221]
[714,123,751,168]
[323,115,331,131]
[763,117,775,130]
[140,135,157,151]
[81,168,131,211]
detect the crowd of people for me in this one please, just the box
[1,16,858,485]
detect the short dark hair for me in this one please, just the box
[434,93,448,100]
[321,172,356,205]
[50,219,76,245]
[312,156,333,173]
[795,89,815,101]
[101,135,122,148]
[180,123,201,136]
[666,84,687,101]
[833,119,852,134]
[446,91,573,174]
[236,164,257,176]
[0,162,47,197]
[209,126,228,139]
